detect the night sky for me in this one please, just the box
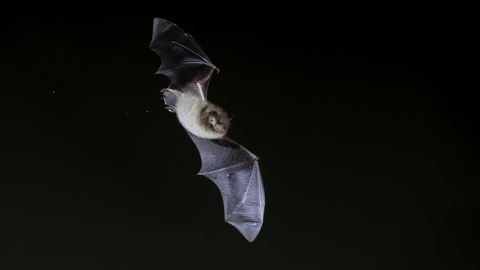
[1,3,479,269]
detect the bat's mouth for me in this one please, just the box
[209,116,226,133]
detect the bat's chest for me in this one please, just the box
[176,95,202,123]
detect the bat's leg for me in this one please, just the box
[161,88,182,96]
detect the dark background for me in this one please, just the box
[1,2,479,269]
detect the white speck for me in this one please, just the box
[146,110,149,113]
[52,91,55,94]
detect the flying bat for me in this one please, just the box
[148,18,265,242]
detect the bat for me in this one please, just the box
[148,18,265,242]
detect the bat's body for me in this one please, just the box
[149,18,265,242]
[172,88,229,139]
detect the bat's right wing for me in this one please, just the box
[148,18,217,105]
[186,131,265,242]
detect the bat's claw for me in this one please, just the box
[165,106,176,113]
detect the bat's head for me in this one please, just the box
[201,103,230,137]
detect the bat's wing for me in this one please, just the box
[148,18,217,106]
[186,131,265,242]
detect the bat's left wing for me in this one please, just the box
[148,18,217,105]
[187,132,265,242]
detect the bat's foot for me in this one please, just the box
[161,88,180,111]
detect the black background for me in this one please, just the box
[1,2,479,269]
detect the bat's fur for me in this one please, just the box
[165,88,229,139]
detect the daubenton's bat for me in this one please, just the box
[149,18,265,242]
